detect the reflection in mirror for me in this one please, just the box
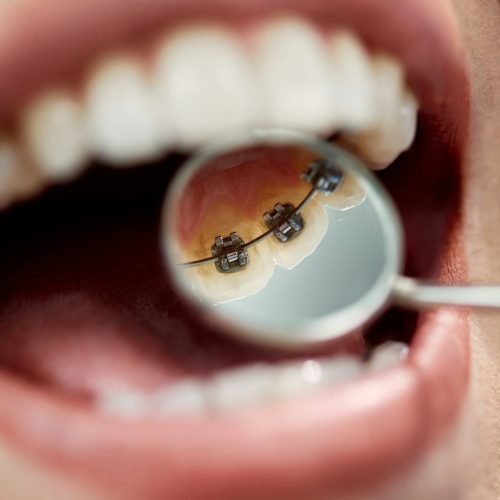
[162,137,400,347]
[170,144,367,306]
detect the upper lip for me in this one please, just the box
[0,0,471,498]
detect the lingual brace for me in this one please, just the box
[180,159,344,273]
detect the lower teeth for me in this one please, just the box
[98,341,409,419]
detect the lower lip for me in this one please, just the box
[0,306,468,498]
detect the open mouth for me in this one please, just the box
[0,0,470,498]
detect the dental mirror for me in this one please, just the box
[161,129,500,349]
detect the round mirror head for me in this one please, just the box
[161,130,404,349]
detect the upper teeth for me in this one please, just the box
[0,15,418,210]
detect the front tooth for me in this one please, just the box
[85,56,162,165]
[267,199,328,270]
[0,137,45,209]
[326,31,376,131]
[183,237,275,305]
[368,341,410,371]
[154,26,258,148]
[21,91,88,181]
[253,17,335,133]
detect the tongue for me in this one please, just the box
[0,159,361,400]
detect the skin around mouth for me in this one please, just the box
[0,0,472,499]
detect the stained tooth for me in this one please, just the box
[183,237,275,305]
[21,91,87,181]
[0,137,45,209]
[154,26,258,148]
[253,17,335,133]
[85,56,162,165]
[368,341,410,371]
[327,31,376,131]
[267,199,328,270]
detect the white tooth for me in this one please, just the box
[321,171,366,211]
[207,364,276,412]
[347,56,418,168]
[98,391,150,419]
[326,31,376,131]
[183,237,275,305]
[152,380,206,416]
[154,26,258,148]
[354,89,418,168]
[100,357,365,418]
[85,56,162,165]
[275,357,363,400]
[267,199,328,270]
[21,91,87,181]
[0,137,45,209]
[209,356,364,412]
[368,341,410,372]
[253,17,335,133]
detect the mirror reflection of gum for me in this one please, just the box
[173,147,365,304]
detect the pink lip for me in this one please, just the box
[0,0,470,497]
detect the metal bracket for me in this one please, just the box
[302,159,343,195]
[211,232,250,273]
[263,203,305,243]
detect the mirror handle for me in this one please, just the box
[393,276,500,309]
